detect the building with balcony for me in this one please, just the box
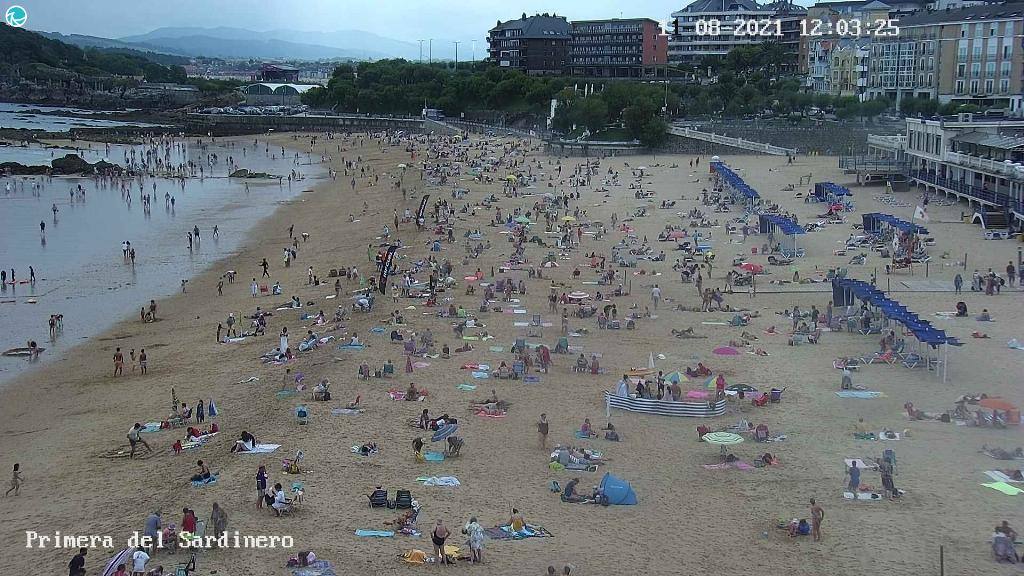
[668,0,805,71]
[569,18,668,78]
[871,114,1024,228]
[865,4,1024,113]
[488,13,571,75]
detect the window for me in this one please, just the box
[1001,79,1010,94]
[971,63,980,78]
[957,64,965,78]
[1003,39,1013,59]
[972,43,982,59]
[984,79,994,93]
[1002,61,1011,77]
[987,40,997,57]
[955,79,964,94]
[986,62,996,77]
[958,40,967,61]
[969,79,979,93]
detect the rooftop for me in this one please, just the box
[490,14,570,38]
[674,0,765,13]
[951,131,1024,151]
[898,3,1024,26]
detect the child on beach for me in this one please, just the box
[5,463,22,496]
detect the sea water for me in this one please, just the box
[0,138,329,385]
[0,103,168,132]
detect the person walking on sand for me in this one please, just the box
[127,423,152,459]
[953,273,962,294]
[650,284,661,310]
[464,516,484,563]
[68,547,87,576]
[138,349,147,375]
[251,279,259,298]
[810,499,824,541]
[256,465,268,508]
[537,413,549,449]
[846,460,860,492]
[261,258,270,278]
[5,463,22,496]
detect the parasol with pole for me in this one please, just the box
[702,431,744,460]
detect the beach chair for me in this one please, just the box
[382,362,395,378]
[769,388,784,403]
[367,489,389,508]
[512,338,527,354]
[295,405,309,425]
[394,490,413,509]
[754,424,769,442]
[512,361,525,380]
[901,353,923,369]
[864,350,895,365]
[530,314,542,327]
[752,394,769,407]
[553,337,569,354]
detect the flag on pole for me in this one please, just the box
[913,205,930,223]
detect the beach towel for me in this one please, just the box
[370,326,386,333]
[292,560,337,576]
[235,376,260,384]
[523,375,541,384]
[416,476,460,487]
[355,530,394,537]
[981,450,1024,461]
[476,411,506,418]
[471,371,489,379]
[191,473,219,487]
[835,391,883,399]
[424,451,445,462]
[241,443,280,454]
[1008,339,1024,351]
[843,491,883,500]
[412,362,430,369]
[456,384,477,391]
[330,408,363,415]
[489,346,505,353]
[337,344,366,350]
[224,337,247,343]
[461,363,490,371]
[702,461,753,470]
[350,445,379,456]
[140,422,162,434]
[982,482,1024,496]
[877,431,901,440]
[984,471,1024,483]
[483,525,553,540]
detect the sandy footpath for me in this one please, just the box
[0,132,1021,576]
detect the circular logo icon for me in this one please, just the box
[5,5,28,27]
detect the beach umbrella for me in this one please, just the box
[726,384,757,393]
[432,423,458,442]
[208,400,219,417]
[713,346,740,356]
[506,175,518,181]
[739,262,764,274]
[514,216,531,224]
[665,371,687,384]
[561,216,577,222]
[702,431,744,459]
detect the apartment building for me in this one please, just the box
[669,0,806,71]
[865,4,1023,113]
[568,18,668,78]
[488,14,571,75]
[870,113,1024,227]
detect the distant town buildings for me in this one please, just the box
[488,13,570,75]
[255,64,300,83]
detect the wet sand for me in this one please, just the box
[0,132,1021,576]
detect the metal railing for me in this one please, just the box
[667,126,796,156]
[946,152,1024,180]
[911,170,1024,216]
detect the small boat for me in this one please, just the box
[2,347,44,357]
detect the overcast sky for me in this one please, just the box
[16,0,808,43]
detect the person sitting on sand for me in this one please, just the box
[454,343,473,353]
[955,301,968,317]
[313,379,331,401]
[190,460,212,483]
[977,309,992,322]
[405,383,420,401]
[579,418,598,438]
[231,431,256,453]
[412,437,425,456]
[561,478,583,503]
[574,354,589,372]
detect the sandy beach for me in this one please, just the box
[1,130,1021,576]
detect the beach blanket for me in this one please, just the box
[224,337,247,343]
[331,408,363,415]
[702,461,753,470]
[835,391,883,399]
[291,560,337,576]
[489,346,505,353]
[140,422,162,434]
[416,476,460,487]
[337,344,366,351]
[523,375,541,384]
[476,410,507,418]
[355,530,394,537]
[483,525,553,540]
[877,431,901,440]
[412,362,430,369]
[843,491,884,500]
[471,371,489,379]
[456,384,477,391]
[240,443,280,454]
[982,482,1024,496]
[461,363,490,371]
[235,376,260,384]
[984,471,1024,483]
[350,445,378,456]
[191,473,219,487]
[370,326,386,333]
[388,390,426,401]
[424,451,445,462]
